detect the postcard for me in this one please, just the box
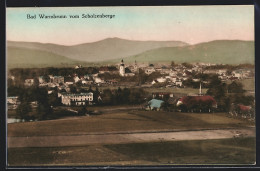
[6,5,255,166]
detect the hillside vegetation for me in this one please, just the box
[7,39,254,68]
[7,38,188,62]
[120,40,254,64]
[7,47,84,68]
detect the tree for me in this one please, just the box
[93,87,101,104]
[69,85,77,93]
[16,102,32,121]
[101,89,113,105]
[182,62,193,69]
[43,74,50,83]
[227,81,245,93]
[33,77,39,88]
[78,105,87,116]
[171,61,176,67]
[37,103,53,120]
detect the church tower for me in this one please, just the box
[119,59,125,76]
[134,60,138,73]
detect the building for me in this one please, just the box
[134,60,138,72]
[124,67,135,76]
[60,92,94,106]
[145,67,156,75]
[176,95,217,112]
[152,92,174,99]
[145,99,164,111]
[119,59,125,76]
[24,79,34,86]
[38,76,45,84]
[7,96,20,109]
[51,76,64,84]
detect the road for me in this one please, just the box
[8,127,255,148]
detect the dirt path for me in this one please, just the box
[8,127,255,148]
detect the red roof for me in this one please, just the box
[238,104,251,112]
[179,95,217,107]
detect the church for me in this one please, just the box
[119,59,135,77]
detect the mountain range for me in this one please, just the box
[7,38,254,68]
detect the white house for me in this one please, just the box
[175,81,183,87]
[60,92,94,106]
[7,96,20,109]
[38,76,45,84]
[145,67,156,75]
[24,79,34,86]
[74,76,81,83]
[157,77,167,83]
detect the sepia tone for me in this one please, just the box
[6,6,255,166]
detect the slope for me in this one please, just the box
[119,40,254,64]
[7,38,188,62]
[7,47,84,68]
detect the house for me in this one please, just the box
[75,65,82,69]
[7,96,20,109]
[145,99,164,111]
[151,80,159,85]
[99,66,118,74]
[99,67,110,74]
[175,81,183,87]
[82,80,93,85]
[157,77,167,83]
[64,76,74,85]
[124,67,135,76]
[145,67,156,75]
[169,69,178,77]
[176,95,217,112]
[152,92,174,99]
[74,76,81,83]
[38,76,45,84]
[24,79,34,86]
[52,76,64,84]
[94,77,104,84]
[60,92,94,106]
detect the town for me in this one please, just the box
[7,59,255,122]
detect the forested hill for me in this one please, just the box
[7,37,188,62]
[118,40,254,65]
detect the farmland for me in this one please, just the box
[8,110,254,137]
[8,137,255,166]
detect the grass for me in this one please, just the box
[226,78,255,91]
[8,110,254,137]
[8,137,256,166]
[145,87,208,95]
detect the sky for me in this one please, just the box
[6,5,254,45]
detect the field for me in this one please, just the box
[8,137,255,166]
[8,111,254,137]
[7,110,255,166]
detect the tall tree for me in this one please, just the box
[16,102,32,121]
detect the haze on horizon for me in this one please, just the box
[6,5,254,46]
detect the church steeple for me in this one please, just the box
[119,59,125,76]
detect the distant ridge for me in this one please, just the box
[7,46,85,68]
[7,37,188,62]
[117,40,254,65]
[7,38,254,68]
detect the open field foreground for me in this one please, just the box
[8,111,254,137]
[8,137,255,166]
[7,111,255,166]
[8,127,255,148]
